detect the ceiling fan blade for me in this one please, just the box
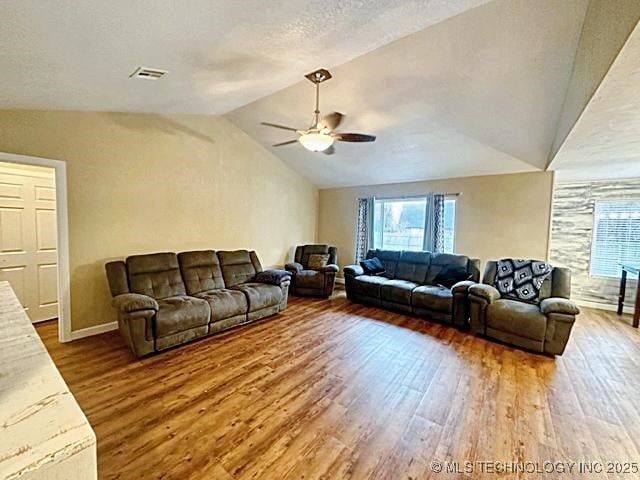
[322,145,335,155]
[335,133,376,142]
[261,122,300,132]
[272,139,299,147]
[321,112,344,131]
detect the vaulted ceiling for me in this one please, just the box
[1,0,638,187]
[550,19,640,182]
[0,0,490,114]
[228,0,588,187]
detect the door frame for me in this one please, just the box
[0,152,72,343]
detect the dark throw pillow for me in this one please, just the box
[433,264,472,289]
[360,257,386,276]
[255,269,291,285]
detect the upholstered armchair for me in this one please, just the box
[285,244,338,297]
[468,261,579,355]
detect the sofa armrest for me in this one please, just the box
[540,297,580,317]
[452,280,476,294]
[343,264,364,277]
[318,264,339,273]
[469,284,501,303]
[112,293,159,313]
[255,269,292,285]
[285,262,303,274]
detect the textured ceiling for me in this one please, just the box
[550,20,640,182]
[4,0,634,188]
[0,0,489,114]
[227,0,588,187]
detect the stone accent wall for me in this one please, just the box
[549,179,640,307]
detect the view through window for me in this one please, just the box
[590,199,640,277]
[443,198,456,253]
[372,196,456,253]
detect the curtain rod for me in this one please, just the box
[370,192,461,201]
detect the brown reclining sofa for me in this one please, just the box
[105,250,290,357]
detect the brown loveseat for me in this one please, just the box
[285,244,339,297]
[468,261,579,355]
[105,250,290,357]
[344,249,481,327]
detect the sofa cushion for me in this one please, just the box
[538,267,572,300]
[294,270,325,289]
[298,244,330,267]
[365,250,401,278]
[487,299,547,341]
[395,251,431,283]
[426,253,469,285]
[194,289,248,321]
[155,296,210,337]
[127,252,186,300]
[105,261,129,296]
[351,275,388,298]
[217,250,263,287]
[433,264,472,288]
[231,283,283,311]
[412,285,453,312]
[178,250,225,295]
[380,279,419,305]
[550,267,572,299]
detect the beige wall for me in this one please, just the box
[318,171,554,273]
[0,110,318,331]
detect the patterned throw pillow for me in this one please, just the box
[494,258,553,303]
[308,254,330,270]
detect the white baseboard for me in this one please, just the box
[575,299,635,315]
[70,321,118,340]
[31,317,56,324]
[335,277,345,285]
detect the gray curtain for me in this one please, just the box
[424,193,445,253]
[355,197,373,262]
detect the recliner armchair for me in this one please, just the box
[468,261,579,355]
[285,244,338,297]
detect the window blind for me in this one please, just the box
[590,200,640,277]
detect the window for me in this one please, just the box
[590,200,640,277]
[372,196,456,253]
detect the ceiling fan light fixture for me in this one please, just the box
[298,132,335,152]
[262,69,375,154]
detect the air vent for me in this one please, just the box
[130,67,168,80]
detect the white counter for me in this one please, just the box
[0,281,96,479]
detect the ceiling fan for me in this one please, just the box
[261,68,376,155]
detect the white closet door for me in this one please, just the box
[0,166,57,322]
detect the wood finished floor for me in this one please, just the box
[37,294,640,480]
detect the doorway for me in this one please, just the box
[0,152,71,342]
[0,161,58,322]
